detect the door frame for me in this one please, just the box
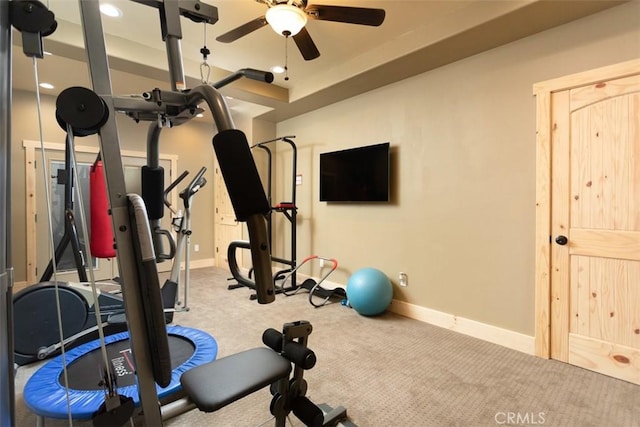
[533,58,640,359]
[23,139,178,284]
[213,162,243,269]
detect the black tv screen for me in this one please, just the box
[320,142,390,202]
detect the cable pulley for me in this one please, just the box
[10,0,58,58]
[9,0,57,37]
[55,87,109,137]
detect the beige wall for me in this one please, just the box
[273,2,640,336]
[10,90,242,283]
[9,2,639,338]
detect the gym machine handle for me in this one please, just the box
[262,328,282,351]
[300,255,338,271]
[262,328,316,370]
[179,166,207,210]
[153,228,176,261]
[164,170,190,211]
[292,396,324,427]
[212,68,274,89]
[153,169,193,261]
[283,343,316,370]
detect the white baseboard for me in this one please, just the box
[194,264,536,355]
[389,299,535,355]
[187,258,216,270]
[17,263,534,355]
[269,270,534,355]
[13,280,29,292]
[293,272,345,290]
[175,257,216,271]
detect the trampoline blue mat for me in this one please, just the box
[23,325,218,420]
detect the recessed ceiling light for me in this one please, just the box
[271,66,285,74]
[196,113,204,118]
[100,4,122,18]
[39,82,54,89]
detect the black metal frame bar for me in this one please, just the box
[77,0,165,422]
[79,0,274,423]
[3,0,275,423]
[0,1,14,424]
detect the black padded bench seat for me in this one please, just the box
[180,347,292,412]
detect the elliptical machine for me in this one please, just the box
[12,167,206,365]
[161,166,207,315]
[13,143,127,366]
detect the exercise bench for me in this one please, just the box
[173,321,350,426]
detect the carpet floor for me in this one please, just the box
[13,266,640,426]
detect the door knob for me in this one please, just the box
[555,235,568,245]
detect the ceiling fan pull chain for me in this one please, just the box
[284,35,290,81]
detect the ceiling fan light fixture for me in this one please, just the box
[265,5,307,37]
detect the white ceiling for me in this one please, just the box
[11,0,626,121]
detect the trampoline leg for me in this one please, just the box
[36,415,44,427]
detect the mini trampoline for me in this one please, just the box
[23,325,217,420]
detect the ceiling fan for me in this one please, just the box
[216,0,386,61]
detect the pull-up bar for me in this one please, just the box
[252,135,297,147]
[130,0,218,92]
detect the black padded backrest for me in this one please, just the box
[212,129,270,221]
[213,129,274,304]
[141,166,165,220]
[128,194,172,387]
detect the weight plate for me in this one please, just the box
[10,0,56,34]
[56,86,109,135]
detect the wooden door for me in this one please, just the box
[535,59,640,384]
[213,164,242,269]
[34,150,115,283]
[25,140,178,284]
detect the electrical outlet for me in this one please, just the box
[194,244,200,252]
[399,272,408,287]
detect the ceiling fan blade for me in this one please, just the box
[305,5,385,26]
[293,27,320,61]
[216,16,268,43]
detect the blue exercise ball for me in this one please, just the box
[346,268,393,316]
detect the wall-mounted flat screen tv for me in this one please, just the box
[320,142,390,202]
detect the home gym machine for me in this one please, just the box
[228,136,300,299]
[10,1,353,425]
[12,164,205,365]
